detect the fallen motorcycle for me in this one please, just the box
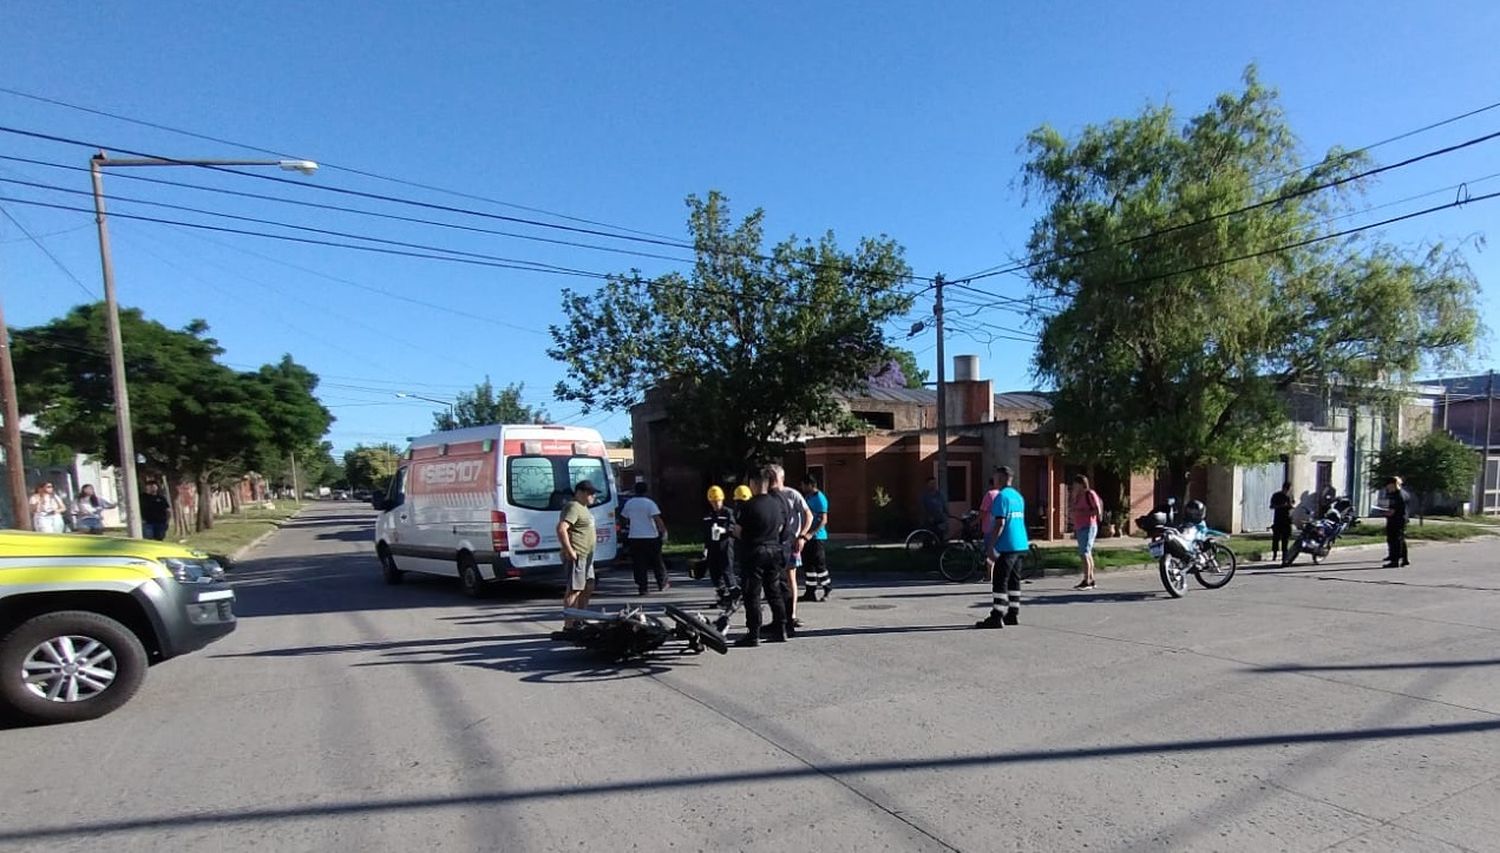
[1282,499,1358,566]
[553,603,729,660]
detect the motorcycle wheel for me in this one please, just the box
[1159,554,1187,598]
[1281,542,1302,567]
[1194,542,1237,589]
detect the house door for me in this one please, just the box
[946,462,972,518]
[1240,462,1284,533]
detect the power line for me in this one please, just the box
[961,124,1500,284]
[0,153,699,267]
[0,84,685,242]
[0,124,937,286]
[0,204,96,298]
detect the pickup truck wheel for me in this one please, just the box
[458,553,489,599]
[0,611,148,725]
[378,545,404,585]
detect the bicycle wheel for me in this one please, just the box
[1194,542,1237,589]
[904,528,939,553]
[939,543,979,583]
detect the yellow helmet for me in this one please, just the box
[706,485,725,502]
[733,484,752,501]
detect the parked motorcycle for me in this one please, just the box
[1281,498,1357,566]
[1137,499,1238,598]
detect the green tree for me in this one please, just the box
[13,305,332,530]
[433,378,547,430]
[1021,68,1480,500]
[870,346,929,389]
[1369,431,1482,522]
[548,191,914,477]
[343,443,402,494]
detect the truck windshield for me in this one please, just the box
[507,456,612,511]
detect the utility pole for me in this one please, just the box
[290,451,301,505]
[90,152,143,538]
[0,298,29,530]
[934,274,949,525]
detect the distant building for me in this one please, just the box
[1422,373,1498,514]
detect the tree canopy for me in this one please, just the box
[549,191,914,477]
[1370,431,1481,518]
[869,347,929,390]
[343,443,402,494]
[13,303,332,528]
[1022,67,1481,498]
[433,378,547,430]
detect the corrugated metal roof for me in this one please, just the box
[848,386,937,404]
[1422,374,1496,398]
[994,391,1051,411]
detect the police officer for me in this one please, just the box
[702,485,739,605]
[732,469,792,647]
[1380,476,1411,568]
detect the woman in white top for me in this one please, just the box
[72,484,117,534]
[29,482,69,534]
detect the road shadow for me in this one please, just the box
[1250,657,1500,673]
[313,529,375,543]
[352,635,686,683]
[1021,591,1162,606]
[791,624,973,639]
[6,716,1497,843]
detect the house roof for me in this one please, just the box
[994,391,1051,412]
[840,386,1052,412]
[1421,374,1497,399]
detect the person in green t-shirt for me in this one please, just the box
[557,480,600,629]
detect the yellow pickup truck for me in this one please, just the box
[0,530,236,725]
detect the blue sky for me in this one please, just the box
[3,1,1498,455]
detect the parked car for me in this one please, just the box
[0,530,236,725]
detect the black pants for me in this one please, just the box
[992,551,1023,615]
[707,546,737,594]
[1271,522,1291,556]
[742,545,788,635]
[802,539,830,591]
[630,537,668,592]
[1386,519,1408,564]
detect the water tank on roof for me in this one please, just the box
[953,355,980,382]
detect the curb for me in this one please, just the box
[225,507,306,565]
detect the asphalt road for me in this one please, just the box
[3,504,1498,852]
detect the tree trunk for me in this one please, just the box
[162,472,186,540]
[1166,458,1192,508]
[228,483,243,515]
[195,473,215,531]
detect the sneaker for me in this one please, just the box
[733,634,760,648]
[712,614,730,633]
[821,584,833,600]
[766,624,789,643]
[973,612,1005,630]
[1003,612,1019,626]
[791,617,804,629]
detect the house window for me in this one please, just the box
[1315,461,1333,495]
[946,464,969,503]
[851,410,895,430]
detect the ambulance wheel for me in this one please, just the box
[378,545,404,585]
[458,552,489,599]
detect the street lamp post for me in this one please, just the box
[396,392,456,426]
[91,150,318,538]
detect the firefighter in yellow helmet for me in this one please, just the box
[701,484,739,605]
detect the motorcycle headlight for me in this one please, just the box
[163,557,225,584]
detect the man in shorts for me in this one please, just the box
[975,466,1028,630]
[557,480,600,630]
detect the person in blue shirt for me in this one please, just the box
[799,474,832,602]
[976,466,1029,629]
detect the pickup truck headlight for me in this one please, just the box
[163,558,226,584]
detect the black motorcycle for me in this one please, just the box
[1282,499,1357,567]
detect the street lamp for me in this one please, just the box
[90,150,319,538]
[395,392,456,423]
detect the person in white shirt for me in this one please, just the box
[72,484,117,534]
[28,483,68,534]
[620,482,670,595]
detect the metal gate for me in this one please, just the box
[1239,463,1284,533]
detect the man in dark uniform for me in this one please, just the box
[732,469,791,647]
[1269,481,1294,562]
[702,485,738,606]
[1380,476,1411,568]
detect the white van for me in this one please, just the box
[372,424,619,596]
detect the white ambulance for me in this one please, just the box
[372,424,619,596]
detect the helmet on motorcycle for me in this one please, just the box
[1183,500,1206,524]
[732,484,752,502]
[706,485,725,502]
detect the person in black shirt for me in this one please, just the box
[140,481,172,541]
[1380,476,1411,568]
[732,471,791,647]
[1269,481,1294,561]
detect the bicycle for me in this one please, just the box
[903,517,951,553]
[938,511,987,582]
